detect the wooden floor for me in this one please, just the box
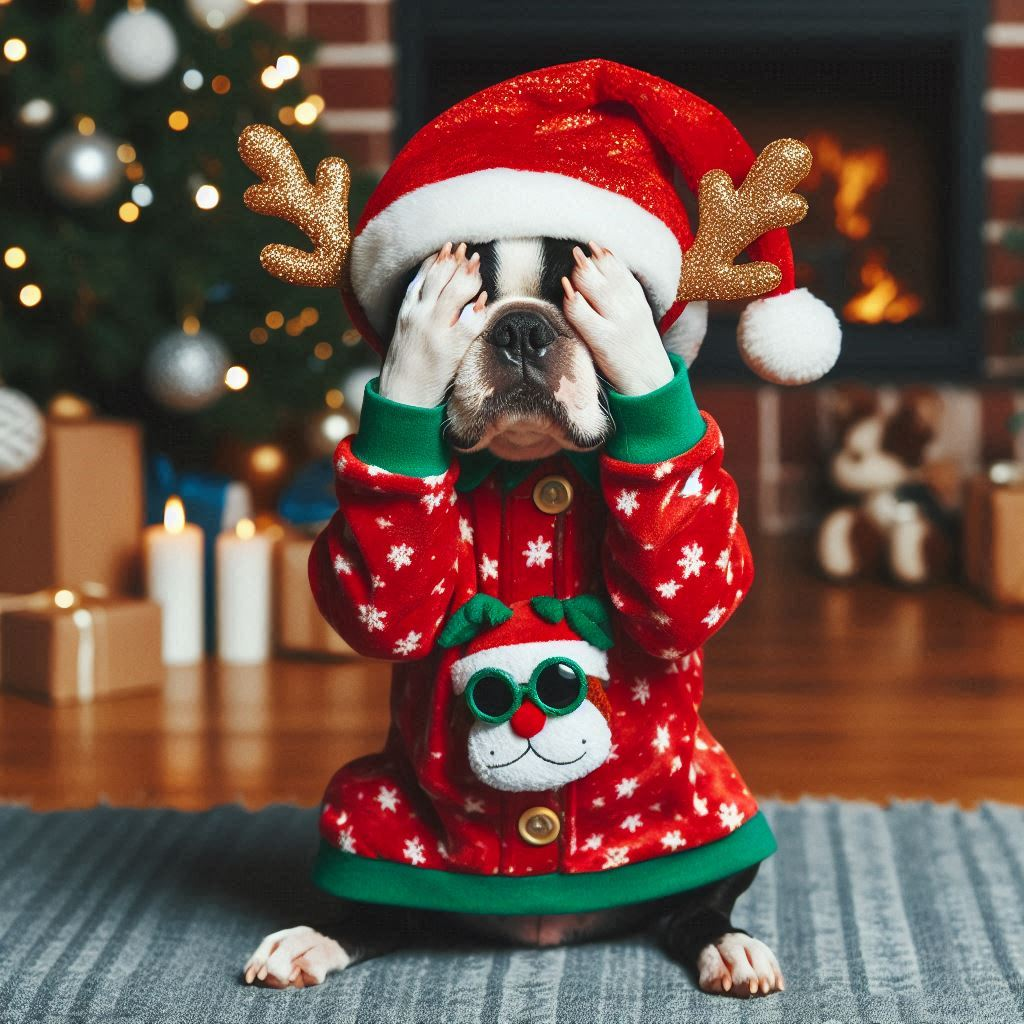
[2,538,1022,810]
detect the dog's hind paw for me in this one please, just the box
[697,932,784,998]
[242,925,350,989]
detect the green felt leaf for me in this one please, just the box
[530,596,565,625]
[562,595,615,650]
[438,594,514,649]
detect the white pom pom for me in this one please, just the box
[661,301,708,366]
[737,288,841,385]
[0,388,46,484]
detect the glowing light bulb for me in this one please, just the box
[168,110,189,131]
[19,283,42,307]
[118,201,140,223]
[294,101,318,126]
[53,589,75,609]
[4,246,26,269]
[4,38,27,62]
[261,66,283,90]
[224,365,249,390]
[194,184,220,210]
[276,54,300,80]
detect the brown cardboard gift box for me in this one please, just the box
[1,593,164,704]
[964,466,1024,608]
[276,531,355,657]
[0,417,144,594]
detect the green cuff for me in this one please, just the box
[350,378,450,477]
[604,353,706,464]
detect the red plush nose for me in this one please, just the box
[510,700,546,738]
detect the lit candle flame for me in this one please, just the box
[235,517,256,540]
[164,496,186,534]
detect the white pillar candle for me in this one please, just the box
[145,496,204,665]
[215,517,272,664]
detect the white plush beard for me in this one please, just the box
[466,703,612,792]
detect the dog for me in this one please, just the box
[242,238,783,997]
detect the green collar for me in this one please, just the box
[455,449,601,493]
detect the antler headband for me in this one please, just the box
[238,123,352,289]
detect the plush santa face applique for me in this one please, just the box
[439,595,614,793]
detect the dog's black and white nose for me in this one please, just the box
[488,311,557,358]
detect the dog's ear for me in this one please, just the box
[831,385,880,441]
[882,389,942,467]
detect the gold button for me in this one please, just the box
[533,475,573,514]
[518,806,561,846]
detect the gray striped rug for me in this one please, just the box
[0,799,1022,1024]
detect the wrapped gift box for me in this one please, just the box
[1,593,164,704]
[276,531,355,658]
[964,465,1024,608]
[0,418,143,594]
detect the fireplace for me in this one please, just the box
[394,0,986,380]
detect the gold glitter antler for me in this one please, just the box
[239,123,352,289]
[677,138,812,303]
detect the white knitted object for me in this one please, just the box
[0,388,45,484]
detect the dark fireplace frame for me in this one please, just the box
[393,0,987,381]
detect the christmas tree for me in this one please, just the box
[0,0,374,468]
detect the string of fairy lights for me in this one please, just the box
[2,0,367,437]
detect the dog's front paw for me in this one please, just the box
[696,932,784,998]
[562,242,672,396]
[379,242,487,407]
[243,925,351,989]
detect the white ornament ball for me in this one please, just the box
[340,366,379,419]
[186,0,249,31]
[0,388,46,485]
[43,130,122,206]
[103,8,179,86]
[145,329,230,412]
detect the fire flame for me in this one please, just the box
[164,495,186,534]
[843,252,923,324]
[804,132,922,324]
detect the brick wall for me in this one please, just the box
[255,0,1024,534]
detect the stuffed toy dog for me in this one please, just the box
[239,58,841,997]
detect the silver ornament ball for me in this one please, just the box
[0,388,46,485]
[146,329,230,413]
[186,0,250,31]
[340,366,379,419]
[43,130,122,206]
[103,7,178,86]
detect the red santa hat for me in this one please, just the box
[440,595,612,695]
[344,58,840,385]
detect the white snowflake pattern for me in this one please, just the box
[392,630,422,657]
[602,847,630,869]
[670,756,683,775]
[334,454,347,472]
[620,814,643,833]
[582,834,604,851]
[463,796,485,814]
[607,742,619,761]
[693,794,709,817]
[386,543,415,570]
[658,648,684,660]
[479,554,499,581]
[609,591,625,611]
[357,604,387,633]
[402,837,427,865]
[336,826,356,854]
[592,796,606,808]
[522,535,553,568]
[718,802,745,832]
[653,461,675,480]
[376,785,399,812]
[677,543,706,579]
[704,486,721,505]
[651,610,672,627]
[371,574,386,590]
[630,678,650,706]
[365,465,392,478]
[459,517,475,544]
[660,830,687,851]
[615,777,639,799]
[436,840,449,860]
[716,548,731,572]
[656,579,681,599]
[615,489,640,517]
[702,605,726,628]
[424,473,447,488]
[652,724,671,754]
[375,516,393,529]
[333,554,353,576]
[420,492,445,513]
[681,467,703,497]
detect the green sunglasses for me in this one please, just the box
[464,657,588,724]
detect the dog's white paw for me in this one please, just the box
[696,932,785,998]
[242,925,351,989]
